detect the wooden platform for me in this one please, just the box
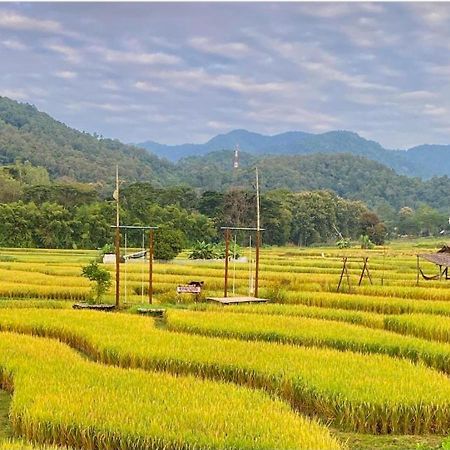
[73,303,115,311]
[207,296,268,305]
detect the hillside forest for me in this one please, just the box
[1,96,450,251]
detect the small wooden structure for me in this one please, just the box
[207,226,267,305]
[137,308,165,317]
[207,296,268,305]
[416,250,450,284]
[337,256,373,292]
[73,303,115,311]
[110,166,158,307]
[210,168,267,305]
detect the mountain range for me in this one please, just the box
[137,129,450,179]
[2,95,450,212]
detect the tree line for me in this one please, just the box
[1,162,448,250]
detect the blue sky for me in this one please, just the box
[1,2,449,148]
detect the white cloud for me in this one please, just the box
[410,3,450,27]
[207,120,232,130]
[340,22,400,48]
[150,68,292,95]
[93,46,181,65]
[1,39,27,50]
[189,36,251,59]
[245,100,341,129]
[423,103,448,117]
[134,81,164,93]
[55,70,77,79]
[46,43,81,64]
[296,3,353,19]
[297,2,384,19]
[68,101,147,113]
[0,10,63,33]
[398,90,437,101]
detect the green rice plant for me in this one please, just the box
[0,269,90,287]
[189,303,385,328]
[384,314,450,344]
[166,309,450,375]
[0,332,337,450]
[0,440,71,449]
[0,300,72,309]
[0,284,88,301]
[0,309,450,434]
[279,291,450,316]
[356,285,450,301]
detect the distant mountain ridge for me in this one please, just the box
[137,129,450,179]
[2,96,450,212]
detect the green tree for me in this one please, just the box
[81,260,112,303]
[359,211,386,245]
[0,171,23,202]
[154,226,185,260]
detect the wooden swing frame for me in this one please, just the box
[337,256,373,292]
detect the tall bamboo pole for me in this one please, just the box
[148,228,154,304]
[114,165,120,308]
[224,228,230,297]
[255,167,261,298]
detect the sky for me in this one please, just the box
[1,2,450,148]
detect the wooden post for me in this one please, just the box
[114,165,120,308]
[358,257,373,286]
[345,260,352,292]
[115,226,120,308]
[255,167,261,298]
[416,255,420,286]
[148,228,154,304]
[224,228,230,297]
[358,258,366,286]
[255,229,261,298]
[337,257,351,292]
[366,258,373,285]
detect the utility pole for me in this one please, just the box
[114,165,120,308]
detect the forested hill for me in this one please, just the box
[2,96,450,213]
[0,96,177,186]
[176,150,450,212]
[138,129,450,179]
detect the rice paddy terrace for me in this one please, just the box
[0,240,450,449]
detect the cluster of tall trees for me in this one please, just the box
[0,163,379,249]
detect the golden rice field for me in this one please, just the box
[0,238,450,449]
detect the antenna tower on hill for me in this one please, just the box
[233,144,240,170]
